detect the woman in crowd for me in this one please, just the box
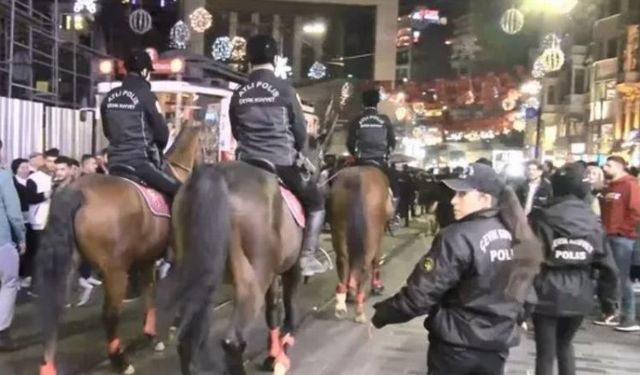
[585,165,605,216]
[529,163,618,375]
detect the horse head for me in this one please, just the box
[165,121,214,182]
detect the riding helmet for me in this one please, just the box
[247,35,278,65]
[124,49,154,74]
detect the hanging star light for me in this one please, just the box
[307,61,327,79]
[212,36,233,61]
[129,9,152,34]
[190,7,213,33]
[230,36,247,61]
[274,55,292,79]
[169,21,191,49]
[74,0,97,14]
[500,7,524,35]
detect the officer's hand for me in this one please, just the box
[18,242,26,256]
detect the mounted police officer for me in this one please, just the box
[229,35,327,277]
[100,49,180,197]
[347,89,398,201]
[371,163,542,375]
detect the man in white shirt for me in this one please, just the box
[517,161,553,215]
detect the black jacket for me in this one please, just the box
[529,196,619,316]
[372,209,525,352]
[229,69,306,167]
[13,177,46,213]
[100,74,169,167]
[346,108,395,160]
[516,178,553,211]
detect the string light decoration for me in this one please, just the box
[212,36,233,61]
[74,0,97,14]
[532,57,546,78]
[230,36,247,61]
[541,33,562,50]
[274,55,292,79]
[502,98,517,111]
[129,9,152,34]
[540,47,565,72]
[500,7,524,35]
[307,61,327,79]
[340,82,353,106]
[189,7,213,33]
[169,21,190,49]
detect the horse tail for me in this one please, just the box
[176,165,231,372]
[347,173,368,281]
[36,186,83,349]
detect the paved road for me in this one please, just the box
[0,220,427,375]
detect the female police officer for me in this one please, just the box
[371,162,543,375]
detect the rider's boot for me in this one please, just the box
[299,210,327,277]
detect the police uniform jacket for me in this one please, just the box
[529,196,618,317]
[372,209,524,352]
[346,108,395,160]
[100,74,169,167]
[229,69,306,167]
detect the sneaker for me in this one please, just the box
[77,278,93,307]
[299,254,327,277]
[614,320,640,332]
[20,277,31,288]
[86,276,102,286]
[594,314,620,326]
[633,281,640,294]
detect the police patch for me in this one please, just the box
[423,257,435,272]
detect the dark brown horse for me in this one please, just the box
[173,161,305,375]
[36,124,208,375]
[329,166,393,322]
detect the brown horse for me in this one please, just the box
[36,124,208,375]
[173,161,306,375]
[329,166,393,322]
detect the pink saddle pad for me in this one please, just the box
[279,186,305,228]
[129,181,171,218]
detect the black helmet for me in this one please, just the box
[247,35,278,65]
[124,49,154,74]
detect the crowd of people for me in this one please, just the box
[0,141,109,349]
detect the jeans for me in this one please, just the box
[0,243,19,331]
[427,340,507,375]
[533,314,583,375]
[608,236,636,323]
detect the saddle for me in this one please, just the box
[242,158,305,228]
[110,165,171,218]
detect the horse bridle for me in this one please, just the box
[168,160,192,177]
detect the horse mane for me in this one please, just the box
[165,125,200,158]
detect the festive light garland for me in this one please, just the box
[274,55,292,79]
[169,21,191,49]
[541,33,562,50]
[189,7,213,33]
[74,0,97,14]
[129,9,152,34]
[212,37,233,61]
[532,57,547,78]
[307,61,327,79]
[230,36,247,61]
[500,7,524,35]
[540,47,565,72]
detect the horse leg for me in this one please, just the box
[332,229,349,319]
[274,265,302,375]
[140,263,165,352]
[102,269,134,374]
[370,229,385,296]
[262,279,281,371]
[354,225,382,324]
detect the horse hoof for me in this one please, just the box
[123,364,135,375]
[273,362,288,375]
[153,341,166,352]
[354,313,368,324]
[262,356,276,371]
[371,285,385,296]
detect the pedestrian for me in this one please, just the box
[516,161,553,215]
[96,148,108,175]
[585,165,605,216]
[27,152,44,174]
[0,139,26,350]
[80,154,97,175]
[529,163,618,375]
[10,158,48,284]
[371,162,542,375]
[595,156,640,331]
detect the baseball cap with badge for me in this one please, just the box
[443,162,505,197]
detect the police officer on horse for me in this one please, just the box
[229,35,327,277]
[100,49,181,197]
[347,88,398,202]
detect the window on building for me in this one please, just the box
[607,39,618,59]
[609,0,621,15]
[397,50,410,65]
[574,69,586,94]
[547,85,556,105]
